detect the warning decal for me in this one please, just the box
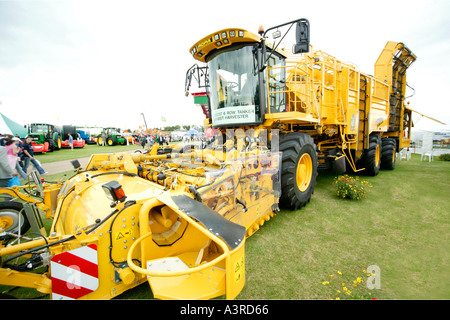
[234,255,245,284]
[51,244,99,300]
[115,228,134,241]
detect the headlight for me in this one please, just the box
[102,181,127,203]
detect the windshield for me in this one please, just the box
[105,128,120,135]
[208,45,261,126]
[30,124,49,134]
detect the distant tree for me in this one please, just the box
[162,125,181,131]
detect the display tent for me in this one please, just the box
[411,129,450,157]
[185,128,201,136]
[0,113,28,138]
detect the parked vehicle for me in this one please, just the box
[97,127,126,146]
[60,125,85,148]
[26,123,61,153]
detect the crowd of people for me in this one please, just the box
[0,129,213,187]
[0,134,47,187]
[137,133,174,149]
[136,132,208,149]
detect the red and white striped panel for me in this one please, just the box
[50,244,99,300]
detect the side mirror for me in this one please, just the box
[71,159,81,170]
[293,19,310,54]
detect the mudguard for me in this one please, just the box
[171,194,246,250]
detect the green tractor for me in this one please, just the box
[97,127,126,146]
[26,123,62,153]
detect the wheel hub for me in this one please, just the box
[0,210,22,232]
[296,153,312,192]
[375,144,380,166]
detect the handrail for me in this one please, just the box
[266,63,314,115]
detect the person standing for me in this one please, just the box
[140,135,146,149]
[68,133,74,151]
[5,137,27,180]
[21,136,47,175]
[0,146,17,187]
[158,134,165,146]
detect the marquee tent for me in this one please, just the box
[0,113,28,138]
[185,128,201,136]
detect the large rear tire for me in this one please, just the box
[279,133,318,210]
[381,138,396,170]
[48,139,55,152]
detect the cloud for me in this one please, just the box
[0,1,88,68]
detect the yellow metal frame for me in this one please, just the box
[1,148,277,299]
[126,196,245,300]
[0,183,62,219]
[189,27,419,171]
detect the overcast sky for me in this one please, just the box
[1,0,449,132]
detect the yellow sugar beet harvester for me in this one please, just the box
[0,18,423,299]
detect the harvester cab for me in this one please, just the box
[186,19,310,128]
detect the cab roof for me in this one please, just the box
[189,28,286,63]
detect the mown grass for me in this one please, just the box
[34,143,141,164]
[242,154,449,300]
[1,154,448,299]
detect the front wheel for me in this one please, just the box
[362,133,382,176]
[107,138,115,146]
[279,133,318,210]
[0,201,30,235]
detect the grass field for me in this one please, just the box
[2,153,449,299]
[34,143,141,164]
[242,154,449,300]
